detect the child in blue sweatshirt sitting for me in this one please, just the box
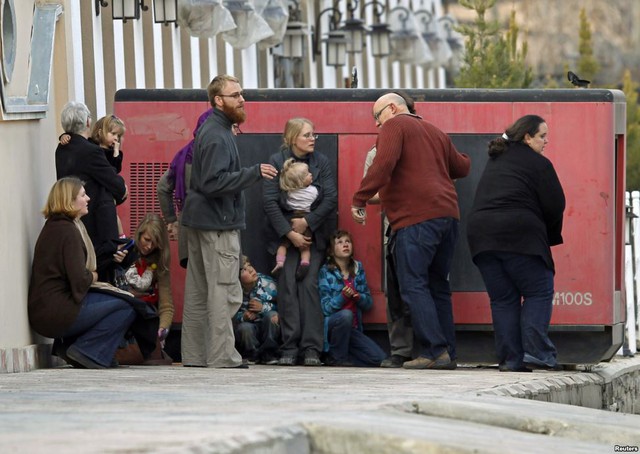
[233,256,281,365]
[318,230,386,367]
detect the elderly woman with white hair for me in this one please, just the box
[55,101,129,282]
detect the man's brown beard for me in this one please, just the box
[221,102,247,125]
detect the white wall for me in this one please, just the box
[0,119,57,349]
[0,1,59,353]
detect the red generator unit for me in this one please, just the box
[114,88,627,364]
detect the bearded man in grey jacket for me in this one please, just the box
[180,75,277,368]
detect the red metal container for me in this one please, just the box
[114,89,627,363]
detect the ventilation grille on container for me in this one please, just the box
[128,162,170,237]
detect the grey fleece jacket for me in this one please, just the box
[181,108,261,231]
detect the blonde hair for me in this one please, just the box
[42,177,85,219]
[91,115,126,147]
[282,118,314,150]
[135,213,170,273]
[279,158,309,191]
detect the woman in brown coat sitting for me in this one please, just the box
[28,177,137,368]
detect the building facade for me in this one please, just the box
[0,0,454,372]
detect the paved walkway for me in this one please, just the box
[1,356,639,453]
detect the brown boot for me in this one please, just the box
[142,339,173,366]
[402,351,456,370]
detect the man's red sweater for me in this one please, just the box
[352,114,470,230]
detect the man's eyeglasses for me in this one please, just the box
[373,103,392,121]
[302,133,319,140]
[217,91,244,99]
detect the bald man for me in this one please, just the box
[351,93,470,370]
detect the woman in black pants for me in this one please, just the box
[467,115,565,372]
[263,118,337,366]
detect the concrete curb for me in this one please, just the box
[476,359,640,414]
[0,344,54,373]
[389,395,640,445]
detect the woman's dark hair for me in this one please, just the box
[325,230,356,277]
[391,91,416,115]
[488,114,546,158]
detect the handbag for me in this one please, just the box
[114,341,144,365]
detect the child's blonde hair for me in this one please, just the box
[279,158,309,192]
[91,114,126,147]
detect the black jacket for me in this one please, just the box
[55,134,127,280]
[466,142,565,271]
[263,148,337,255]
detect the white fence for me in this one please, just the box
[65,0,451,121]
[622,190,640,356]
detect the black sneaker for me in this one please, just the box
[523,362,563,371]
[278,355,296,366]
[264,357,280,366]
[498,364,532,372]
[260,355,279,365]
[323,355,354,367]
[66,345,106,369]
[380,355,411,368]
[303,350,322,366]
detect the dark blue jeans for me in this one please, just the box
[474,251,557,369]
[234,311,281,360]
[327,309,386,367]
[62,291,137,367]
[393,217,458,360]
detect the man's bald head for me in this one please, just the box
[373,92,409,126]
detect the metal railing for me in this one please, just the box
[622,190,640,356]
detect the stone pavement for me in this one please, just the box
[1,356,639,453]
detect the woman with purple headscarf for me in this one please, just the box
[157,108,213,268]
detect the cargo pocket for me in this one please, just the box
[217,251,239,284]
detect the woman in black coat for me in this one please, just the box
[263,118,337,366]
[467,115,565,372]
[55,101,129,282]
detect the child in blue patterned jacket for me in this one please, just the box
[318,230,386,367]
[233,255,281,364]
